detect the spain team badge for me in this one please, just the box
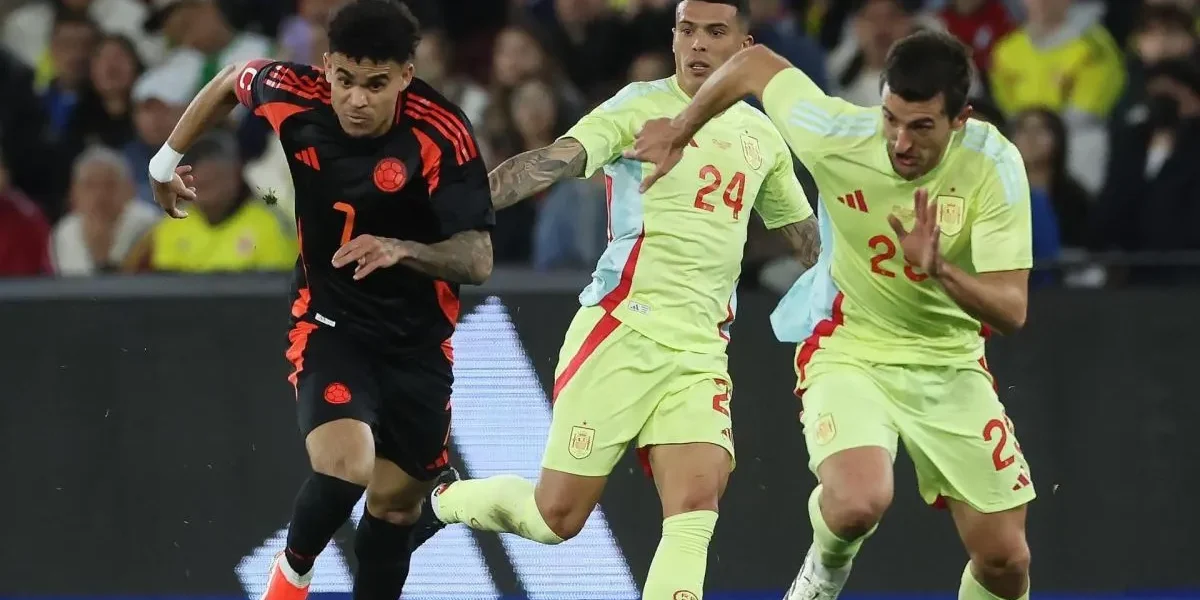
[935,195,966,236]
[740,132,763,171]
[813,413,837,446]
[568,426,595,459]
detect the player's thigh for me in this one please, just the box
[897,364,1036,513]
[372,347,454,484]
[797,356,900,476]
[290,323,379,483]
[543,307,666,478]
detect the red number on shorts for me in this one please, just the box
[868,234,929,282]
[694,165,721,212]
[723,171,746,219]
[333,201,355,245]
[693,165,747,220]
[983,418,1015,471]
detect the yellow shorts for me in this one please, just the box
[796,349,1035,513]
[542,306,736,477]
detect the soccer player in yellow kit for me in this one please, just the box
[409,1,820,598]
[627,31,1035,600]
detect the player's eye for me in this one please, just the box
[338,79,353,88]
[710,28,726,37]
[680,27,693,35]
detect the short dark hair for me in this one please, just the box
[328,0,421,65]
[1134,4,1196,37]
[687,0,751,26]
[882,30,972,116]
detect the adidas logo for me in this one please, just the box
[294,147,320,170]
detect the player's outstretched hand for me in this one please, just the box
[623,118,686,193]
[887,188,942,277]
[333,234,413,281]
[151,165,197,219]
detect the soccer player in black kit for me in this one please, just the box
[145,1,492,599]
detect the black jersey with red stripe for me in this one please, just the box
[234,59,494,355]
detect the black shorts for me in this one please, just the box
[285,319,453,481]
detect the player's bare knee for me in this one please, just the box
[534,494,590,542]
[971,537,1031,580]
[364,488,424,526]
[820,483,890,538]
[310,451,374,485]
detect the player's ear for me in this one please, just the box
[742,34,754,49]
[321,53,332,77]
[953,104,973,130]
[400,61,415,88]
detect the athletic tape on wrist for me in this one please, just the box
[148,145,184,183]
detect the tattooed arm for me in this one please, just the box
[489,138,588,210]
[776,217,821,271]
[332,230,493,285]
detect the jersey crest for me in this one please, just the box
[936,195,966,236]
[740,132,764,171]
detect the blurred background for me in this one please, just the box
[0,0,1198,599]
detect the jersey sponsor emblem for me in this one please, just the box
[812,413,836,446]
[740,132,763,171]
[837,189,868,212]
[568,425,595,459]
[323,382,352,405]
[373,157,407,193]
[936,195,965,236]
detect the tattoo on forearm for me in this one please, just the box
[780,217,820,270]
[400,230,493,284]
[489,138,588,210]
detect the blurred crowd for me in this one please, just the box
[0,0,1197,287]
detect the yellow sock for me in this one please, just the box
[642,510,718,600]
[958,562,1029,600]
[808,485,875,568]
[432,475,563,545]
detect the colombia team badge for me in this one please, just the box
[740,132,763,171]
[935,195,966,236]
[568,426,595,459]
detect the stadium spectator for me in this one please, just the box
[937,0,1016,74]
[748,0,831,92]
[1092,58,1200,282]
[414,29,489,127]
[142,0,271,100]
[52,146,158,275]
[627,51,674,82]
[124,133,296,273]
[125,66,190,209]
[0,45,54,217]
[500,78,606,270]
[990,0,1125,192]
[60,34,143,160]
[41,12,97,141]
[2,0,151,84]
[542,0,636,99]
[276,0,338,65]
[827,0,919,106]
[0,150,53,278]
[1114,4,1198,121]
[1009,108,1092,264]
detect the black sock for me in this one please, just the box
[284,472,367,576]
[352,510,416,600]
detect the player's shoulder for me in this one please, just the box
[402,78,481,166]
[596,78,677,113]
[957,119,1027,204]
[240,59,330,105]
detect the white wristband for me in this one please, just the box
[148,144,184,183]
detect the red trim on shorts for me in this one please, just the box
[551,313,621,402]
[794,292,846,394]
[978,356,999,393]
[434,280,459,363]
[285,320,317,397]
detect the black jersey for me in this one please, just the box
[235,59,494,355]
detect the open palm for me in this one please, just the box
[887,188,942,276]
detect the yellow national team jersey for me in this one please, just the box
[144,200,298,273]
[988,24,1125,118]
[562,76,813,356]
[763,68,1032,366]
